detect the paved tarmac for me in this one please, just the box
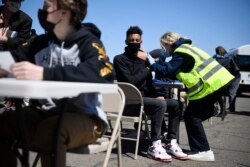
[28,97,250,167]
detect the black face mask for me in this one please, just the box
[127,42,141,53]
[38,9,57,32]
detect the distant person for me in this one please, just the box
[0,0,114,167]
[146,32,234,161]
[213,46,241,113]
[0,0,32,112]
[0,0,32,50]
[113,26,187,162]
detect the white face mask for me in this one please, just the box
[5,1,21,13]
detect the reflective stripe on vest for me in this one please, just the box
[175,44,234,100]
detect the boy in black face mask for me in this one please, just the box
[125,26,142,54]
[113,26,187,162]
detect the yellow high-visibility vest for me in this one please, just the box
[175,44,234,100]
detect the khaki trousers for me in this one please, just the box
[0,106,103,167]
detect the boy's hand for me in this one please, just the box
[136,50,148,61]
[11,61,44,80]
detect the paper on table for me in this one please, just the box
[0,51,15,73]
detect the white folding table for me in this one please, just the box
[0,78,119,167]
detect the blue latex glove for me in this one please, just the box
[147,53,155,65]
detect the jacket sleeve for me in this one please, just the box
[229,58,241,77]
[113,56,151,86]
[10,43,30,62]
[43,38,114,83]
[151,53,194,79]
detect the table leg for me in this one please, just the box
[13,98,29,167]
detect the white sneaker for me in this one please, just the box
[188,150,215,161]
[147,141,172,162]
[164,139,188,160]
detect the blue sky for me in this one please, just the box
[17,0,250,61]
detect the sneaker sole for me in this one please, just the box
[189,158,215,161]
[147,154,172,162]
[188,156,215,161]
[175,156,189,161]
[166,150,189,161]
[168,154,189,160]
[188,157,215,161]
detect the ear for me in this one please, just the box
[61,9,67,16]
[125,40,128,45]
[60,9,70,21]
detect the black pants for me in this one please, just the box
[123,97,181,142]
[184,88,225,152]
[220,76,241,112]
[161,99,181,140]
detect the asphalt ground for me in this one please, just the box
[27,97,250,167]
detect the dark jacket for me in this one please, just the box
[10,26,114,125]
[113,47,158,97]
[11,28,114,83]
[151,38,195,79]
[0,6,32,50]
[214,56,241,79]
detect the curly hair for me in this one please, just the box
[126,26,143,39]
[58,0,87,27]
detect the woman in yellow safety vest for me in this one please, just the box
[146,32,234,162]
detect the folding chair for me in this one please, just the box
[65,86,126,167]
[8,81,125,167]
[107,82,150,160]
[65,87,125,167]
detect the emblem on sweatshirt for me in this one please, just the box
[92,42,113,77]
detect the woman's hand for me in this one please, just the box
[11,61,44,80]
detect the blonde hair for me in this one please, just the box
[160,32,181,46]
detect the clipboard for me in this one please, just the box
[0,51,15,73]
